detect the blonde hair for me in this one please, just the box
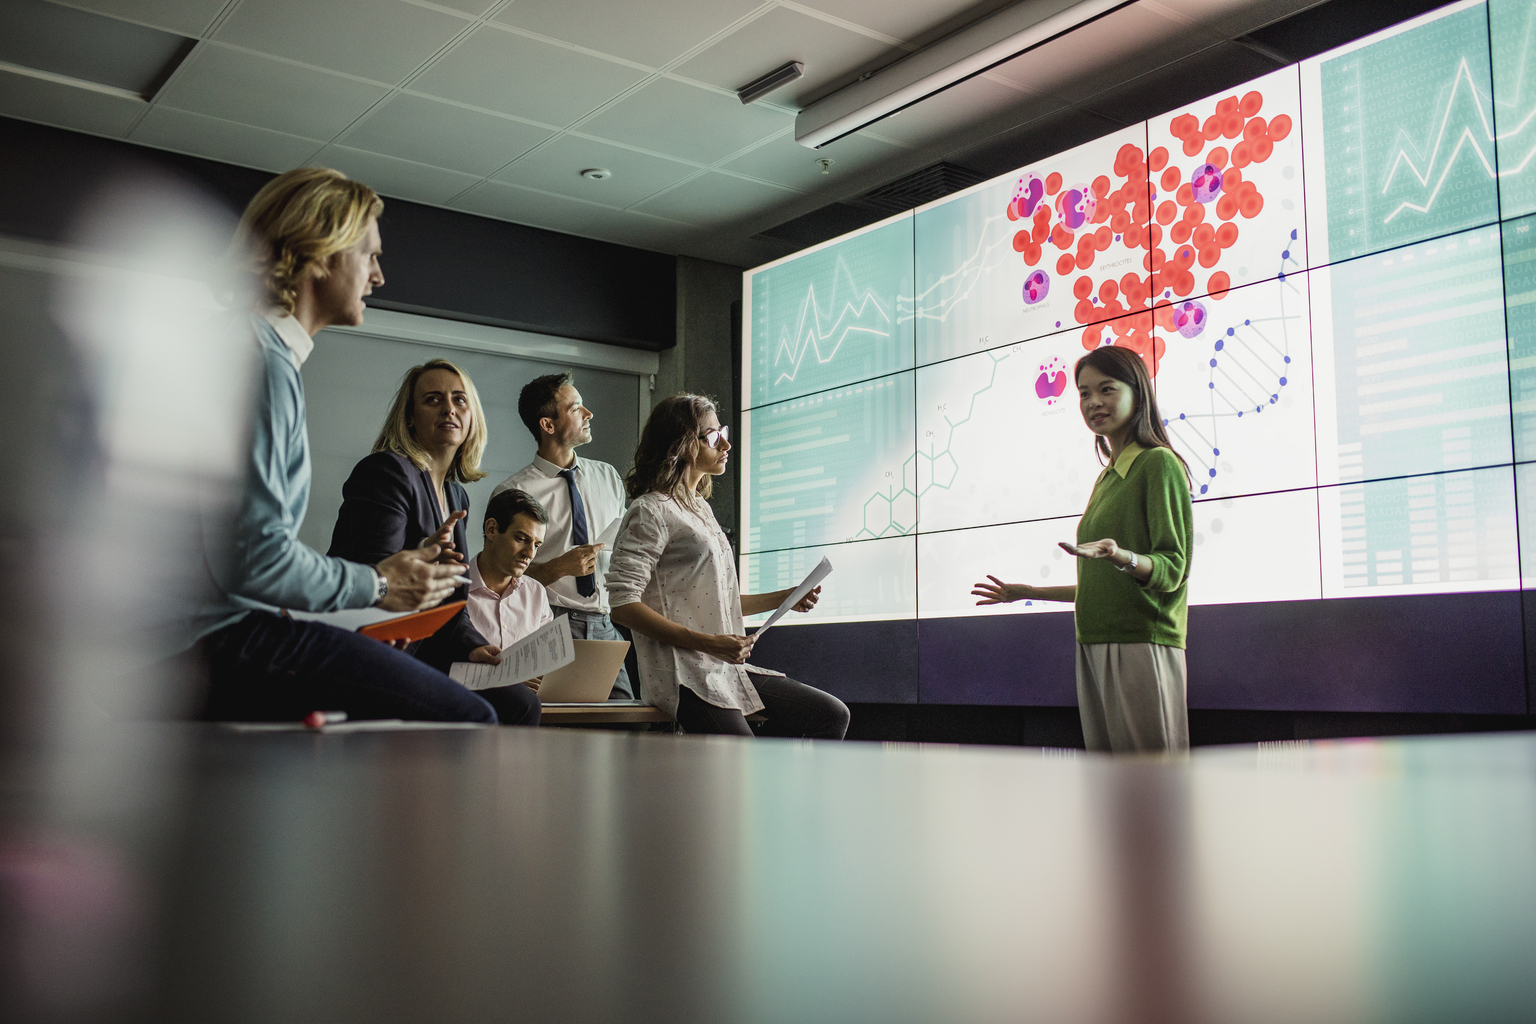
[235,167,383,314]
[373,359,489,483]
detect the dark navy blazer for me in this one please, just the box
[327,450,488,670]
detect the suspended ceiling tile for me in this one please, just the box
[986,4,1215,104]
[581,76,791,165]
[1,0,194,97]
[0,69,146,136]
[55,0,230,37]
[577,209,700,253]
[492,0,761,69]
[314,144,484,206]
[429,0,500,16]
[790,0,1016,44]
[449,180,618,235]
[674,6,899,109]
[724,130,905,191]
[214,0,468,84]
[131,105,322,171]
[1151,0,1316,39]
[494,135,699,208]
[342,93,553,177]
[410,26,647,128]
[631,170,801,227]
[861,73,1039,149]
[158,44,390,138]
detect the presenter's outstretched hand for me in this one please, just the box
[1059,539,1121,561]
[376,544,466,611]
[971,575,1031,604]
[469,644,502,665]
[427,510,468,564]
[699,633,756,664]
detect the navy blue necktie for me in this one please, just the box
[559,467,596,597]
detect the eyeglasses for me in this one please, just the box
[698,425,730,449]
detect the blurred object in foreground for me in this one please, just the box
[0,167,255,1022]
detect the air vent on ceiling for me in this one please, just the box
[0,0,196,101]
[754,162,988,248]
[847,161,991,215]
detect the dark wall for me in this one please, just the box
[0,115,675,351]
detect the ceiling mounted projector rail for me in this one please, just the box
[795,0,1134,148]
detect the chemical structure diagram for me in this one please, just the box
[852,348,1015,540]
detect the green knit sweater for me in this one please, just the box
[1074,443,1194,648]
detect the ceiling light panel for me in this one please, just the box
[0,0,195,98]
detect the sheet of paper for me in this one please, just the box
[283,606,400,631]
[750,556,833,642]
[449,616,574,691]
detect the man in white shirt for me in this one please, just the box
[493,373,632,699]
[463,488,552,721]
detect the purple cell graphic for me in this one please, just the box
[1055,182,1096,230]
[1013,173,1045,219]
[1022,269,1050,304]
[1191,163,1223,203]
[1173,299,1207,338]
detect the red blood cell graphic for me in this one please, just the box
[1184,202,1206,226]
[1240,193,1264,218]
[1074,276,1093,300]
[1239,91,1263,116]
[1216,194,1240,220]
[1192,223,1216,248]
[1094,225,1114,250]
[1243,117,1267,142]
[1171,222,1193,244]
[1198,245,1222,268]
[1057,254,1077,276]
[1156,201,1177,225]
[1023,242,1042,265]
[1207,146,1228,170]
[1099,279,1119,303]
[1032,219,1050,244]
[1268,114,1292,141]
[1051,223,1074,249]
[1148,147,1169,172]
[1160,167,1181,192]
[1222,113,1243,138]
[1216,223,1239,248]
[1231,141,1252,168]
[1075,247,1095,270]
[1209,271,1231,298]
[1251,138,1273,162]
[1045,172,1062,194]
[1013,230,1030,252]
[1023,269,1051,304]
[1091,175,1111,200]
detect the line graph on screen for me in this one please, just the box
[771,254,892,385]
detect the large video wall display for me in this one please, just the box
[740,0,1536,712]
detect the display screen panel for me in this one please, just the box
[739,0,1535,712]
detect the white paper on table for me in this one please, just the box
[449,616,574,690]
[750,557,833,641]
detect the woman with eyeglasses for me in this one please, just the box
[607,394,850,738]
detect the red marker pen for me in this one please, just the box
[303,710,347,729]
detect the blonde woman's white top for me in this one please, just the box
[604,491,780,719]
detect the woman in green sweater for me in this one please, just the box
[972,345,1194,753]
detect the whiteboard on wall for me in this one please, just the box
[301,308,658,556]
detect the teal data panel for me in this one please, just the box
[1302,1,1498,266]
[1319,466,1519,597]
[1311,224,1512,486]
[742,536,916,625]
[1492,0,1536,218]
[743,213,915,410]
[1504,213,1536,460]
[741,371,916,554]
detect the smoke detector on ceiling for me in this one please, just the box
[580,168,612,180]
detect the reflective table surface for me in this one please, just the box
[6,726,1535,1023]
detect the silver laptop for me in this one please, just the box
[537,639,631,703]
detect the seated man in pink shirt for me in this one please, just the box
[465,488,554,717]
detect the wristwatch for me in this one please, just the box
[372,568,389,605]
[1117,552,1138,574]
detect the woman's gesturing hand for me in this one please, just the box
[426,510,468,565]
[1059,539,1121,562]
[971,575,1032,605]
[698,633,756,664]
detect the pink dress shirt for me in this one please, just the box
[465,554,553,651]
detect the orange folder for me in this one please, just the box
[357,601,466,643]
